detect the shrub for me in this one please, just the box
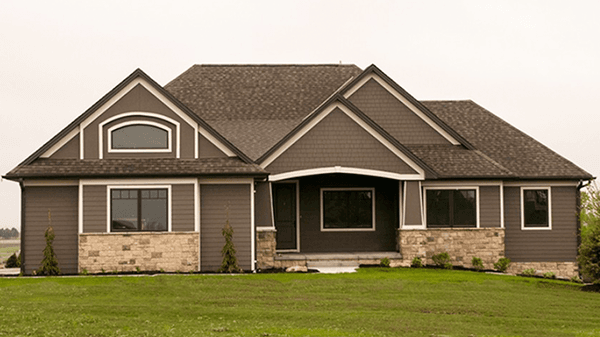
[493,257,511,273]
[380,257,391,268]
[218,220,242,273]
[543,271,556,279]
[471,257,484,271]
[80,269,89,275]
[5,252,21,268]
[570,275,583,283]
[37,225,61,276]
[411,257,423,268]
[578,182,600,283]
[521,268,536,276]
[432,252,452,269]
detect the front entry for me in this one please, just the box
[273,182,297,251]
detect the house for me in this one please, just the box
[4,64,593,278]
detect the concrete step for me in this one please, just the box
[307,259,360,268]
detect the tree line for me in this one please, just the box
[0,227,19,239]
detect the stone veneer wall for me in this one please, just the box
[398,228,505,269]
[256,227,277,270]
[79,232,199,273]
[507,262,578,279]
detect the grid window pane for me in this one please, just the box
[111,189,168,232]
[524,189,549,228]
[426,189,476,228]
[323,190,373,229]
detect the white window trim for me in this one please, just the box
[106,185,173,233]
[520,187,552,230]
[423,186,480,229]
[107,120,172,153]
[320,187,376,232]
[98,112,181,159]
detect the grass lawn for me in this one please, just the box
[0,268,599,337]
[0,240,19,265]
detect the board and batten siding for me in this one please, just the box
[23,186,78,274]
[200,184,252,271]
[504,186,578,262]
[172,184,195,231]
[479,186,501,228]
[82,185,107,233]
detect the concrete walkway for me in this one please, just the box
[0,268,20,276]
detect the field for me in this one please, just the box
[0,239,19,265]
[0,268,599,337]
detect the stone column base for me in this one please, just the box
[256,227,277,270]
[507,262,578,279]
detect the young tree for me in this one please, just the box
[37,210,61,276]
[578,182,600,283]
[218,220,242,273]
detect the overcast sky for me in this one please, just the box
[1,1,599,229]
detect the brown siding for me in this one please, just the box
[200,184,252,271]
[172,184,195,231]
[504,186,578,262]
[299,174,398,253]
[255,181,273,228]
[480,186,501,228]
[83,84,196,159]
[49,134,80,159]
[404,181,422,226]
[23,186,78,274]
[199,133,228,158]
[266,108,418,175]
[348,79,450,145]
[82,185,107,233]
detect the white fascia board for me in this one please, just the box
[78,78,199,159]
[23,180,79,187]
[81,178,197,186]
[198,127,236,157]
[261,102,426,178]
[343,74,461,146]
[198,178,254,185]
[504,181,579,187]
[40,126,80,158]
[421,180,503,187]
[269,167,423,182]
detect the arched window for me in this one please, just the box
[109,122,170,151]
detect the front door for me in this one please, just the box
[273,183,297,250]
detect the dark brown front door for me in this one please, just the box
[273,183,297,250]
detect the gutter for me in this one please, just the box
[18,179,25,276]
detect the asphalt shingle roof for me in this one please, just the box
[5,158,266,179]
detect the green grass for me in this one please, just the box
[0,268,599,336]
[0,241,19,265]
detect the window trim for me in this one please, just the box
[520,187,552,230]
[423,186,480,229]
[107,120,172,153]
[107,185,172,233]
[320,187,376,232]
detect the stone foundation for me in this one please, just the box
[507,262,578,279]
[398,228,505,269]
[79,232,199,273]
[256,227,277,269]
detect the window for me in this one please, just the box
[111,188,168,231]
[426,189,477,228]
[110,123,169,150]
[522,188,551,229]
[321,188,375,231]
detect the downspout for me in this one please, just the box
[19,179,25,275]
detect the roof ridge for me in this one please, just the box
[192,64,359,67]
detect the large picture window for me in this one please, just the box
[111,188,168,231]
[321,188,375,231]
[426,189,477,228]
[522,188,551,229]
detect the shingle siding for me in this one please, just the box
[504,186,578,262]
[480,186,501,228]
[200,184,252,271]
[266,108,418,175]
[23,186,78,274]
[348,79,450,145]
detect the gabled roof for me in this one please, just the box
[165,64,362,160]
[10,68,252,171]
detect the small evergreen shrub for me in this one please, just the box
[570,275,583,283]
[37,226,61,276]
[80,269,89,275]
[5,252,21,268]
[218,220,242,273]
[471,257,484,271]
[411,257,423,268]
[380,257,391,268]
[543,271,556,279]
[521,268,536,276]
[432,252,452,269]
[493,257,511,273]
